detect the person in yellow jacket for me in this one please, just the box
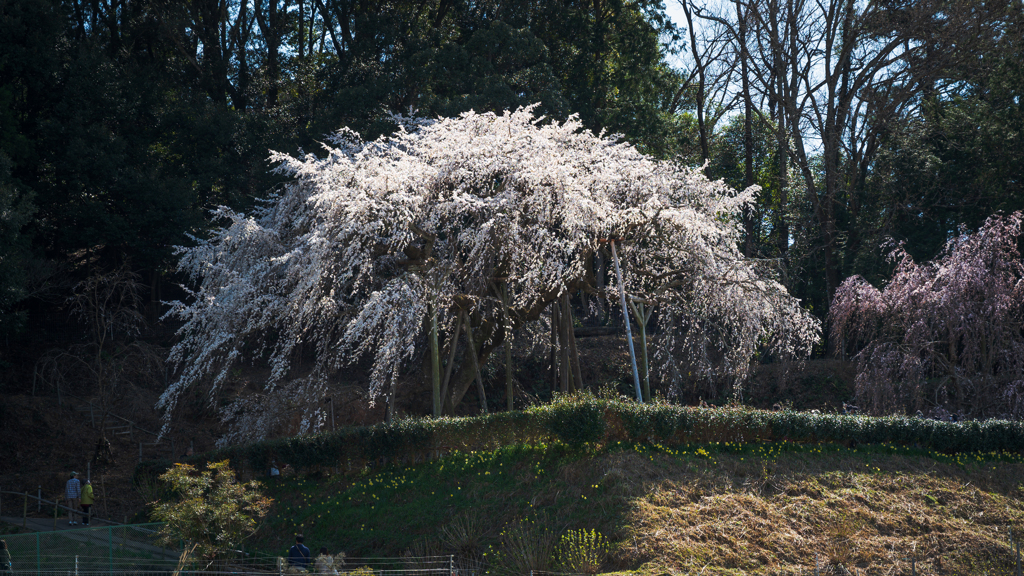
[80,480,95,526]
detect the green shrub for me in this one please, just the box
[552,529,610,575]
[542,395,607,446]
[486,518,557,575]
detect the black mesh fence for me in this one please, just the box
[0,524,484,576]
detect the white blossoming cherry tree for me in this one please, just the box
[160,107,820,443]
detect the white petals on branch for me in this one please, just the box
[161,106,819,440]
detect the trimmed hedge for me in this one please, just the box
[136,396,1024,481]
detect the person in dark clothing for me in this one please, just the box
[288,534,311,569]
[1,539,12,574]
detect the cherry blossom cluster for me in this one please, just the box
[160,107,819,440]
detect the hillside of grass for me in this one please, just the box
[241,431,1024,575]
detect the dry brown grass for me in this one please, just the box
[600,450,1024,575]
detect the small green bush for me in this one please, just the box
[543,395,607,446]
[486,518,557,575]
[552,529,609,575]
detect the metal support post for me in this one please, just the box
[610,240,642,402]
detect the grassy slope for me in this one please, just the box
[251,441,1024,575]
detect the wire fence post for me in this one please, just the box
[35,531,40,576]
[449,554,453,576]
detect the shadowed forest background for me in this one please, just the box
[1,0,1023,448]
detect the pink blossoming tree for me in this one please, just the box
[831,211,1024,418]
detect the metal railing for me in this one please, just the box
[0,489,120,529]
[0,528,483,576]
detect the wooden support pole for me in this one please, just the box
[564,292,583,392]
[439,311,463,415]
[565,297,573,391]
[610,240,643,402]
[497,283,514,411]
[430,305,441,417]
[628,300,651,402]
[550,302,560,393]
[102,475,108,519]
[505,335,513,410]
[463,314,488,414]
[386,371,397,423]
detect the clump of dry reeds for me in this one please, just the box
[616,450,1024,575]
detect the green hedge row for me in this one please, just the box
[136,397,1024,481]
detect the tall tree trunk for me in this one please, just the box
[314,0,344,55]
[298,0,305,61]
[682,0,711,162]
[233,0,251,110]
[255,0,284,108]
[738,0,757,257]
